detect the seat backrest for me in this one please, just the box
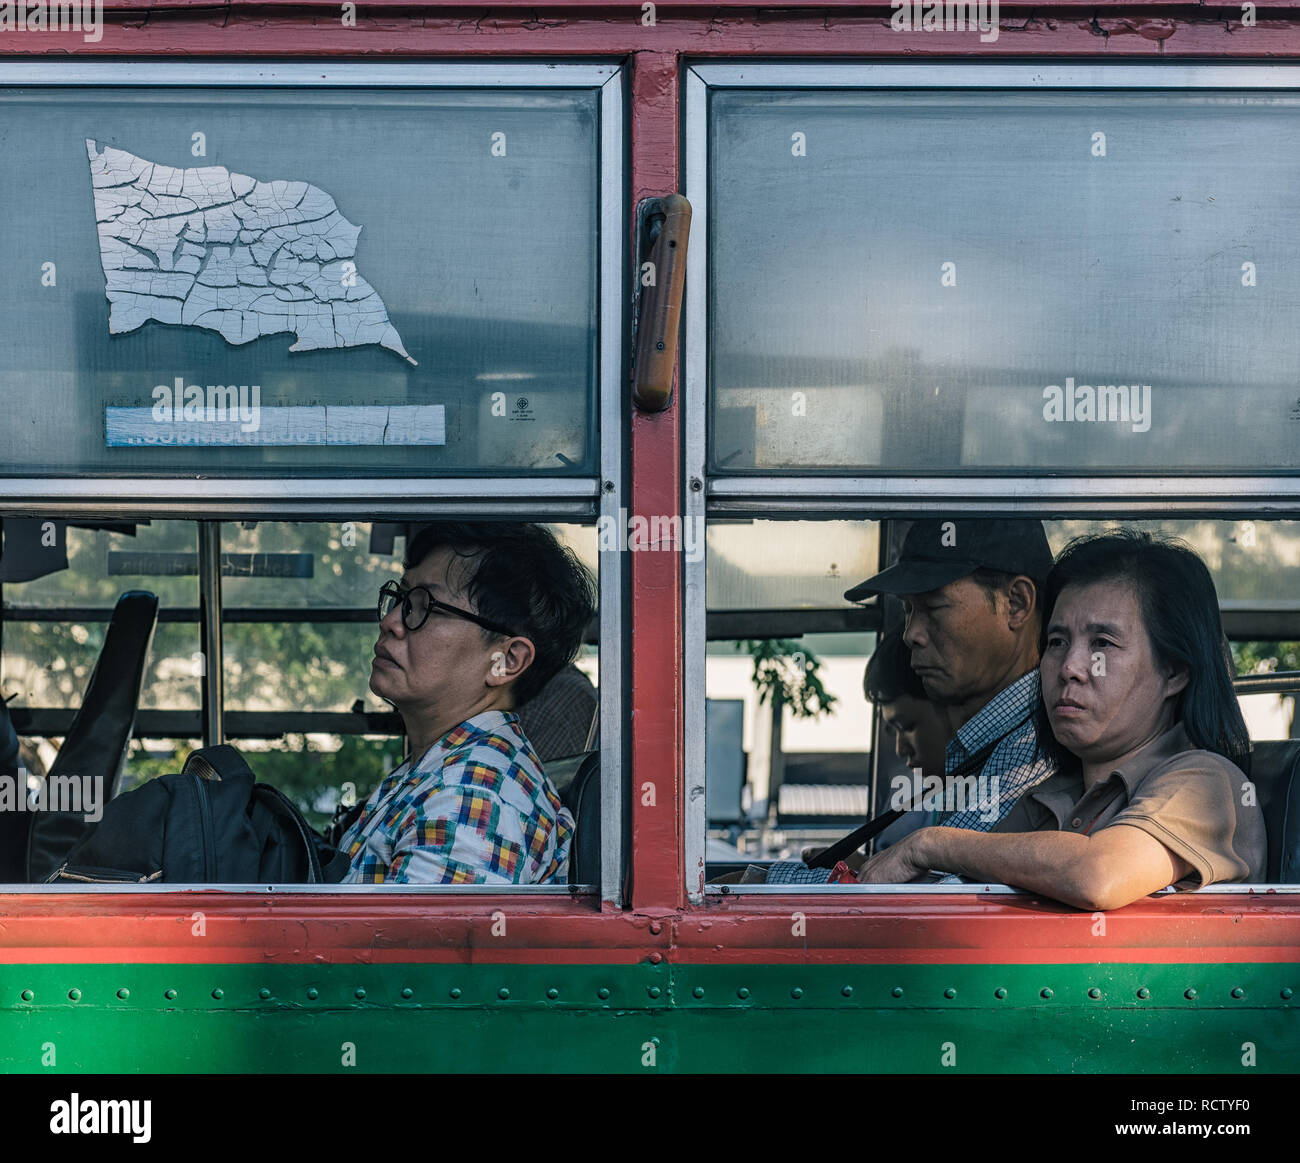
[1247,740,1300,883]
[26,590,159,881]
[547,751,599,887]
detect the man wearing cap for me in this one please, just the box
[844,518,1058,853]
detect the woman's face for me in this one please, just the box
[1040,579,1188,768]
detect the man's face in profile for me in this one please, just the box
[878,693,948,776]
[900,575,1012,707]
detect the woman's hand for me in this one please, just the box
[857,830,934,883]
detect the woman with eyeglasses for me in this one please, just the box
[336,521,596,885]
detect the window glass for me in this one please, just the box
[707,520,878,609]
[703,516,1300,871]
[0,85,599,476]
[220,521,597,714]
[709,90,1300,474]
[707,629,875,859]
[1047,518,1300,607]
[2,521,200,711]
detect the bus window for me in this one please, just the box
[0,61,626,900]
[702,521,880,863]
[693,515,1300,890]
[0,65,606,482]
[4,521,203,783]
[701,77,1300,476]
[685,64,1300,897]
[4,517,609,886]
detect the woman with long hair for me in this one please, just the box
[858,530,1266,909]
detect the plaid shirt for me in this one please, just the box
[339,710,573,885]
[765,671,1056,886]
[940,669,1055,831]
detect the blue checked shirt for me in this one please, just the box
[339,710,573,885]
[763,670,1056,886]
[939,669,1055,831]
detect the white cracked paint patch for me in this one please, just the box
[85,139,416,365]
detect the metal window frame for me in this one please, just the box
[0,61,626,904]
[0,59,618,512]
[683,61,1300,902]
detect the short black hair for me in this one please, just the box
[1038,529,1250,773]
[864,628,928,704]
[404,522,597,707]
[967,566,1041,616]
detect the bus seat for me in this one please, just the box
[1250,741,1300,883]
[0,695,23,881]
[547,751,599,887]
[25,590,159,882]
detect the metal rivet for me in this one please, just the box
[891,986,904,998]
[400,987,413,999]
[597,987,610,1000]
[547,988,559,1000]
[1185,988,1198,1000]
[1088,988,1102,999]
[258,988,270,1000]
[649,921,662,935]
[1282,987,1294,1000]
[449,988,462,999]
[791,987,804,999]
[1040,988,1054,1000]
[994,988,1007,999]
[68,988,81,1001]
[647,986,661,999]
[841,985,853,997]
[648,952,662,964]
[307,988,319,1000]
[20,990,33,1002]
[943,988,957,999]
[211,988,223,1000]
[692,986,705,998]
[498,987,510,1000]
[165,989,178,1001]
[1231,987,1245,999]
[355,988,366,1000]
[116,988,129,1000]
[1137,987,1151,999]
[737,987,750,1000]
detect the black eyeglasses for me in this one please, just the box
[377,580,516,637]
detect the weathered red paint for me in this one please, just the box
[7,8,1300,58]
[629,49,685,911]
[1,892,1297,966]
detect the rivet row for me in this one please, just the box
[10,982,1291,1005]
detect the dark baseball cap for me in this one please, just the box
[844,519,1053,601]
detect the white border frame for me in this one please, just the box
[684,62,1300,901]
[0,61,626,904]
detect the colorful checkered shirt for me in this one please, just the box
[339,710,573,885]
[939,669,1056,831]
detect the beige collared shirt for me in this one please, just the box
[994,723,1266,889]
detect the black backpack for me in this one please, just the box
[48,745,353,885]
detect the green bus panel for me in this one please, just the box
[1,963,1295,1073]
